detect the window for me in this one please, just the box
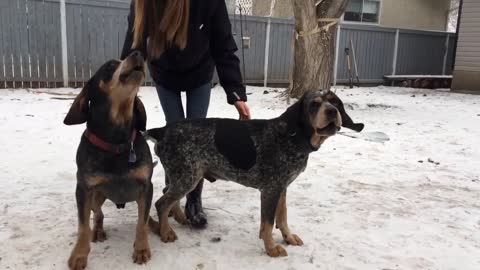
[344,0,380,23]
[235,0,252,15]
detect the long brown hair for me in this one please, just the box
[132,0,190,58]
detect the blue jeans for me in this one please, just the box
[155,82,211,227]
[155,83,212,124]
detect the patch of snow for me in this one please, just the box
[1,85,479,270]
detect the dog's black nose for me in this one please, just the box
[325,105,338,120]
[130,50,144,60]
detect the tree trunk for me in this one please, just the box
[288,0,348,98]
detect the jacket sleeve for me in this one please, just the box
[121,1,147,60]
[210,0,247,104]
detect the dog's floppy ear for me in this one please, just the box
[280,94,306,136]
[64,85,89,125]
[339,109,364,132]
[282,98,304,135]
[327,92,364,132]
[134,96,147,131]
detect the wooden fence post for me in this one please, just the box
[60,0,69,87]
[392,29,399,76]
[333,24,341,86]
[442,34,450,75]
[263,0,276,87]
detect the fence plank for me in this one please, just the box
[54,1,63,83]
[11,0,20,84]
[446,35,456,74]
[16,0,29,85]
[0,2,6,85]
[3,1,14,82]
[397,32,445,75]
[29,0,37,82]
[94,8,104,74]
[84,5,92,78]
[66,3,75,85]
[38,0,47,85]
[43,0,52,84]
[75,4,85,80]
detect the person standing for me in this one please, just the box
[121,0,251,228]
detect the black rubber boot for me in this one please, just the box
[185,179,207,229]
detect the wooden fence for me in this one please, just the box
[0,0,455,88]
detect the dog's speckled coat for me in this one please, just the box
[147,90,364,257]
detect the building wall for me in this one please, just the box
[252,0,293,18]
[380,0,450,31]
[452,0,480,93]
[252,0,450,31]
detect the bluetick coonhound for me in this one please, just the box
[64,51,154,269]
[145,90,364,257]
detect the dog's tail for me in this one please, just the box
[142,128,166,144]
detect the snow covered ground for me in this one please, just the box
[0,85,479,270]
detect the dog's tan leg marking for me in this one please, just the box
[133,194,151,264]
[91,191,107,242]
[128,164,151,184]
[259,221,265,239]
[85,175,108,187]
[171,201,188,225]
[68,192,92,270]
[275,193,303,246]
[159,201,178,243]
[260,222,288,257]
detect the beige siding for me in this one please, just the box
[252,0,449,31]
[379,0,450,31]
[455,0,480,72]
[252,0,293,18]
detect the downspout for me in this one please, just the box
[451,0,463,71]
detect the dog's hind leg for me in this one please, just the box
[68,184,92,270]
[154,193,181,243]
[163,174,188,225]
[171,201,188,225]
[132,182,153,264]
[259,190,288,257]
[154,176,196,242]
[91,191,107,242]
[275,191,303,246]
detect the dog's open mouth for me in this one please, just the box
[316,122,340,136]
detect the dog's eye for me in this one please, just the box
[309,102,321,114]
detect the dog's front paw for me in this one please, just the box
[68,254,88,270]
[266,244,288,257]
[160,227,178,243]
[284,233,303,246]
[92,228,107,243]
[132,247,151,264]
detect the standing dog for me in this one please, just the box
[146,90,364,257]
[64,51,153,269]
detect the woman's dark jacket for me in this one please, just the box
[121,0,247,104]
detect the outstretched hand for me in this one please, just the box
[234,101,251,120]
